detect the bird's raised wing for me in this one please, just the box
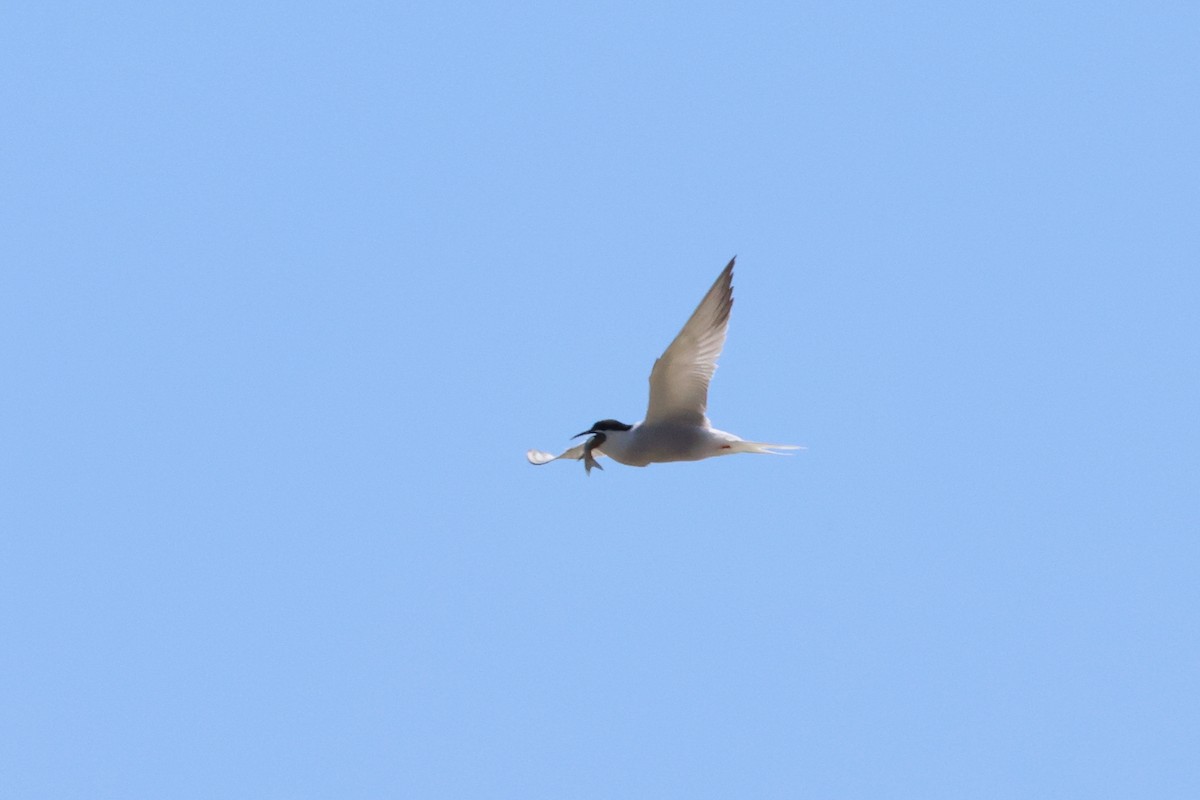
[644,257,734,426]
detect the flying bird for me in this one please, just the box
[527,257,799,474]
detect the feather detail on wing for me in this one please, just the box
[644,257,735,426]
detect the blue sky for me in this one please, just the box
[2,2,1197,797]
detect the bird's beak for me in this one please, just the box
[572,430,595,439]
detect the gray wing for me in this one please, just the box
[644,257,734,426]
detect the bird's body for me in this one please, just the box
[527,257,799,474]
[587,422,763,466]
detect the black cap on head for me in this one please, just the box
[590,419,632,432]
[573,419,632,438]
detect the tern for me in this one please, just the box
[527,257,800,474]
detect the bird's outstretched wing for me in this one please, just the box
[526,444,607,465]
[644,257,734,426]
[526,447,576,465]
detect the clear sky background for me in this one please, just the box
[3,2,1198,798]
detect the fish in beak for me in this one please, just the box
[581,433,605,475]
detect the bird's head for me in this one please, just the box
[572,420,631,475]
[573,419,633,441]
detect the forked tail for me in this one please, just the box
[731,441,805,456]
